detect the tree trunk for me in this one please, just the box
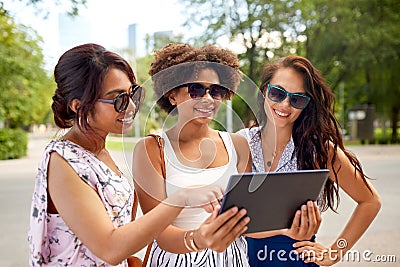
[381,117,387,139]
[247,41,257,81]
[391,106,399,142]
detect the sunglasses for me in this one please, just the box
[266,84,310,109]
[97,85,142,113]
[184,83,229,100]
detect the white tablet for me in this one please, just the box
[219,170,329,233]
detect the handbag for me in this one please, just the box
[127,134,165,267]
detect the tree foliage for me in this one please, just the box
[181,0,303,83]
[179,0,400,139]
[0,8,54,128]
[300,0,400,140]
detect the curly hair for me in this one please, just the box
[257,55,372,212]
[149,43,242,115]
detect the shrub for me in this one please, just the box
[144,118,160,136]
[0,128,28,160]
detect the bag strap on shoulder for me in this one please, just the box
[129,134,166,267]
[147,134,166,179]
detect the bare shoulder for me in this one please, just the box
[229,132,251,156]
[229,132,252,172]
[47,150,85,192]
[48,150,78,177]
[48,151,68,175]
[133,135,162,157]
[229,132,249,148]
[326,140,347,160]
[132,135,165,178]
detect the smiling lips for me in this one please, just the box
[194,107,215,116]
[274,109,290,118]
[119,112,134,124]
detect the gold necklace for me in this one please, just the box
[266,140,290,168]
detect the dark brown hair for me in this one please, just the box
[258,55,372,211]
[149,43,242,115]
[52,43,138,133]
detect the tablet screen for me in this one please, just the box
[219,170,329,233]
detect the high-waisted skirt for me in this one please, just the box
[246,235,319,267]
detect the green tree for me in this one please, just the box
[180,0,301,83]
[179,0,400,139]
[0,7,54,128]
[299,0,400,141]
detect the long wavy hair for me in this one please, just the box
[257,55,371,212]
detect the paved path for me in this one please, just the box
[0,133,399,266]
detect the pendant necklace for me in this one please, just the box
[266,140,289,168]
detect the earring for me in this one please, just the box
[169,97,176,106]
[77,116,89,127]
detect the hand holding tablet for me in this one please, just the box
[219,170,329,233]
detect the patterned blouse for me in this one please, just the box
[237,127,324,208]
[28,139,134,266]
[237,126,297,172]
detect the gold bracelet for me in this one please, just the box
[183,231,194,252]
[189,230,201,252]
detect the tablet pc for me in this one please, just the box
[219,169,329,233]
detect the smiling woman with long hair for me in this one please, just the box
[238,55,381,266]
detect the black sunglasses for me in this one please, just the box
[184,83,229,100]
[97,85,142,113]
[266,84,310,109]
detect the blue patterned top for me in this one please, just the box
[237,126,297,172]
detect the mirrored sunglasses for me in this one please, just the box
[267,84,310,109]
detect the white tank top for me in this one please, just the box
[162,131,238,230]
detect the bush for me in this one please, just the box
[144,118,160,136]
[0,128,28,160]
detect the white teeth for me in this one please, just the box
[195,108,214,113]
[120,117,133,123]
[275,110,289,117]
[120,112,134,123]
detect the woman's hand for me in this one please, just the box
[191,205,250,252]
[165,185,224,213]
[293,241,338,266]
[284,201,321,240]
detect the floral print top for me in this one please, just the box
[28,139,134,266]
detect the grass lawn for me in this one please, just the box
[105,140,136,151]
[105,127,399,151]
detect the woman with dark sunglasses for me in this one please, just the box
[238,55,381,266]
[132,43,252,266]
[28,43,232,266]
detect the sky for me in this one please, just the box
[3,0,189,70]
